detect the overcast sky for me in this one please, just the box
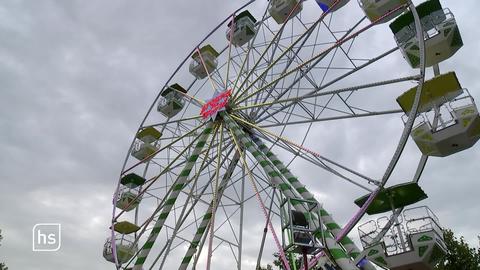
[1,0,479,269]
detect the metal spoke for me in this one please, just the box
[253,131,375,191]
[250,16,367,119]
[227,124,291,270]
[231,7,271,96]
[233,75,418,113]
[235,8,404,107]
[206,123,225,270]
[153,125,221,270]
[232,0,344,103]
[259,109,403,128]
[120,130,235,270]
[255,46,400,123]
[232,114,378,187]
[122,121,207,175]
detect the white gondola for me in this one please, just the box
[359,206,447,270]
[397,72,480,157]
[358,0,407,24]
[131,140,157,161]
[410,94,480,157]
[115,173,145,211]
[157,83,187,118]
[103,234,138,264]
[226,10,257,47]
[390,0,463,68]
[268,0,303,24]
[131,126,162,161]
[189,45,219,80]
[115,186,141,212]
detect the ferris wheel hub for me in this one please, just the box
[200,89,232,121]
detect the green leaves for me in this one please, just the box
[435,229,480,270]
[0,229,7,270]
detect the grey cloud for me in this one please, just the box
[1,0,479,269]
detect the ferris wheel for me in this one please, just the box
[103,0,479,269]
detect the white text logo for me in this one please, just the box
[32,223,61,252]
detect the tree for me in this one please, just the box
[435,229,480,270]
[267,228,480,270]
[0,229,7,270]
